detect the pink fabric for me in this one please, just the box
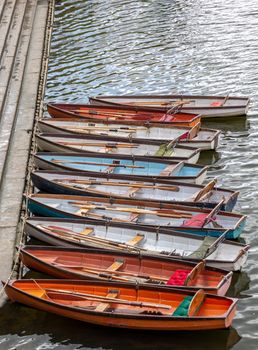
[166,269,191,286]
[179,131,189,140]
[181,213,216,228]
[210,101,222,107]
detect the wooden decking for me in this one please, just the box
[0,0,54,305]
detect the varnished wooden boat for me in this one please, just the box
[34,153,208,185]
[20,246,233,295]
[27,193,247,239]
[47,103,201,127]
[25,218,249,271]
[89,94,250,118]
[31,171,239,212]
[3,279,238,330]
[38,119,220,151]
[36,134,201,164]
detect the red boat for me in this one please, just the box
[3,279,237,330]
[19,246,233,295]
[47,103,201,127]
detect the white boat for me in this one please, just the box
[25,218,249,271]
[89,94,250,118]
[36,134,201,164]
[32,171,239,212]
[38,119,220,150]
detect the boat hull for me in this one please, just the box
[34,153,208,185]
[24,218,249,271]
[89,95,250,118]
[37,120,220,151]
[31,171,239,212]
[4,280,237,330]
[26,194,247,239]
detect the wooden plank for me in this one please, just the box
[127,234,145,246]
[94,290,119,312]
[106,259,124,272]
[80,228,94,235]
[160,161,183,176]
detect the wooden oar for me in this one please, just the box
[68,201,192,218]
[202,199,224,227]
[51,159,145,169]
[193,179,217,202]
[203,229,230,258]
[60,125,142,132]
[57,141,139,148]
[221,94,230,107]
[41,225,148,251]
[45,288,172,310]
[54,178,179,191]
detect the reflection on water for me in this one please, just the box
[1,0,258,348]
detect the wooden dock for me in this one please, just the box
[0,0,54,305]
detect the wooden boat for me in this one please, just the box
[36,134,201,164]
[27,194,247,239]
[3,279,237,330]
[34,153,208,185]
[20,246,233,296]
[89,94,250,118]
[38,119,221,151]
[47,103,201,127]
[25,217,249,271]
[31,171,239,212]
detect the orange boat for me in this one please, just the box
[19,246,233,296]
[47,103,201,128]
[3,279,237,330]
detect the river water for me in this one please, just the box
[1,0,258,349]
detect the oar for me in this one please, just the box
[203,229,230,258]
[53,178,180,192]
[192,179,217,202]
[60,125,141,132]
[41,225,149,251]
[57,141,139,148]
[221,94,230,106]
[202,199,224,227]
[69,201,192,218]
[52,262,168,282]
[51,159,145,169]
[45,288,172,310]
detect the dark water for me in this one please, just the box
[1,0,258,348]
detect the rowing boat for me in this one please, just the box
[36,134,201,164]
[3,279,237,330]
[34,153,208,184]
[89,94,250,118]
[38,119,220,151]
[47,103,201,127]
[26,194,247,239]
[31,171,239,212]
[20,246,233,295]
[25,218,249,271]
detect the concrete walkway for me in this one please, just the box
[0,0,54,305]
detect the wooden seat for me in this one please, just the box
[160,161,183,177]
[105,259,124,272]
[79,228,94,236]
[95,289,119,312]
[127,234,145,246]
[126,187,140,198]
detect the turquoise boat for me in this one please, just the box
[34,152,208,184]
[27,193,247,239]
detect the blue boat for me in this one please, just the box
[34,152,208,184]
[27,193,247,239]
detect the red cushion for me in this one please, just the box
[210,101,222,107]
[181,213,208,228]
[166,269,191,286]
